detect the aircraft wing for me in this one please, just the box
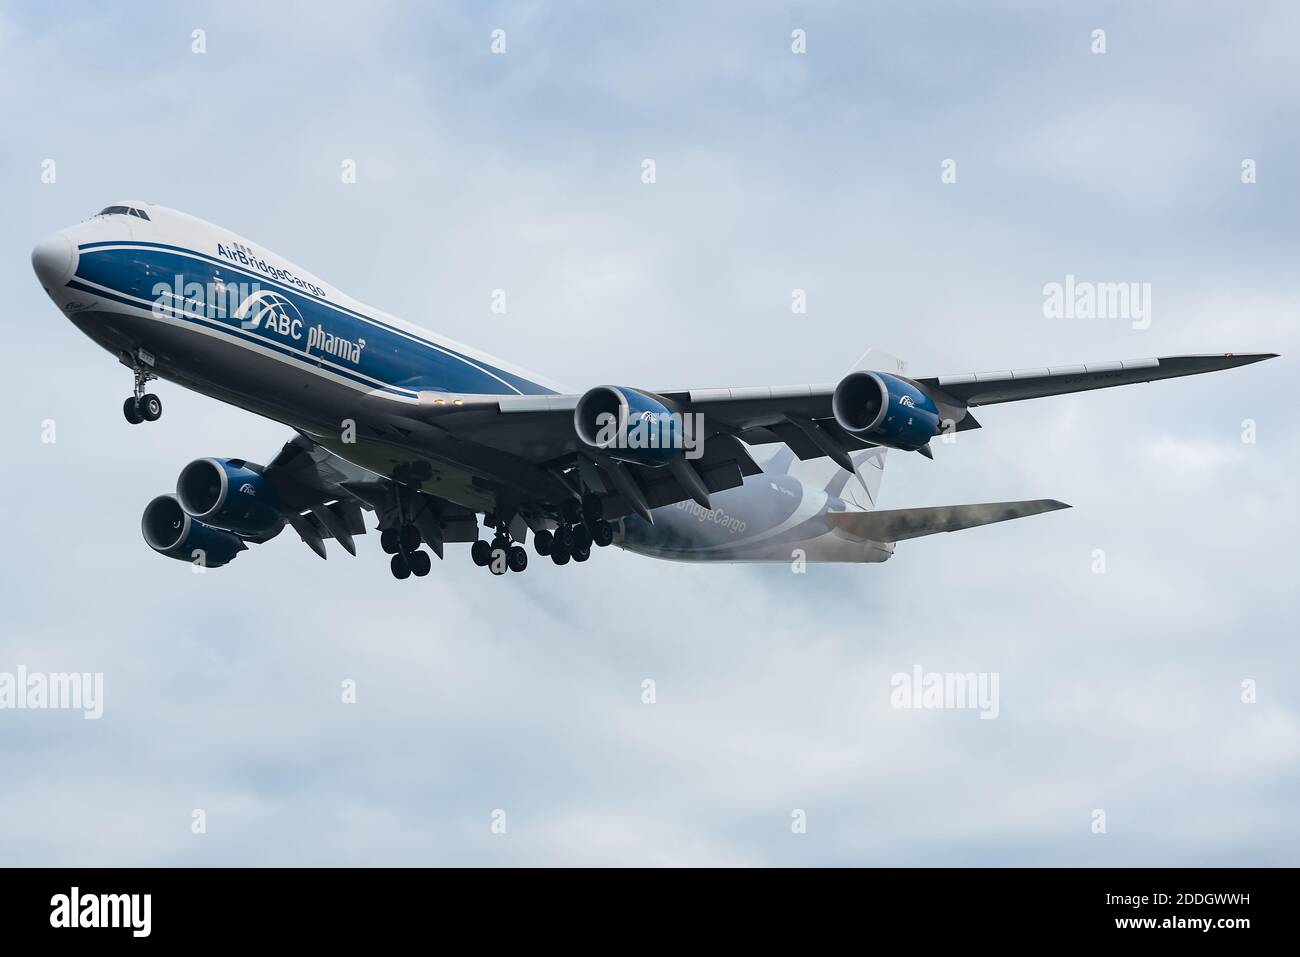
[910,353,1276,407]
[178,432,491,564]
[406,352,1273,467]
[250,435,380,559]
[382,351,1275,522]
[250,434,473,560]
[154,352,1274,564]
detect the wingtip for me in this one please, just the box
[1033,498,1071,512]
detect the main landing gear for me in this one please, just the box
[531,495,613,568]
[462,495,613,576]
[122,362,162,425]
[471,523,528,576]
[381,523,432,580]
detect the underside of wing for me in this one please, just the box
[258,435,380,558]
[371,351,1273,525]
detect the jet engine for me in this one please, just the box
[831,371,942,452]
[574,385,681,467]
[175,457,285,538]
[141,494,246,566]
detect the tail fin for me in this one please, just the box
[820,447,887,510]
[784,347,905,510]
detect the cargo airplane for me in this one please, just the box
[31,202,1276,577]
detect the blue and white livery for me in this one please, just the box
[32,202,1276,578]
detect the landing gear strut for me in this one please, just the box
[469,503,614,574]
[387,523,431,579]
[473,519,528,575]
[123,360,161,425]
[537,493,614,568]
[383,476,437,581]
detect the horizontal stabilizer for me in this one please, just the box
[827,499,1070,542]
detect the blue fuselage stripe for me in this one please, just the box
[65,279,415,397]
[72,242,556,398]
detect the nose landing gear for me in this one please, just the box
[122,361,161,424]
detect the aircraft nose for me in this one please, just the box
[31,230,76,291]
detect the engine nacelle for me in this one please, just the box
[831,371,942,452]
[141,494,246,567]
[574,385,679,467]
[175,457,285,538]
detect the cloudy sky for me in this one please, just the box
[2,0,1296,865]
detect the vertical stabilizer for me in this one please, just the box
[786,347,904,510]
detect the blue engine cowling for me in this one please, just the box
[574,385,682,467]
[175,457,285,538]
[831,371,941,452]
[141,494,246,566]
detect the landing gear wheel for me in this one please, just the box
[390,554,411,580]
[551,547,570,566]
[380,528,400,554]
[400,524,421,552]
[471,540,491,566]
[592,520,614,547]
[561,499,583,525]
[572,545,591,562]
[534,529,553,556]
[126,359,158,424]
[508,545,528,572]
[582,493,603,523]
[554,525,574,550]
[571,524,593,551]
[409,550,432,577]
[489,546,509,575]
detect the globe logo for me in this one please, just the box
[234,289,304,333]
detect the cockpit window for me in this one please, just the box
[98,205,150,221]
